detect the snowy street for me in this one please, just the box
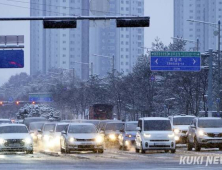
[1,147,222,170]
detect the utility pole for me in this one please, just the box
[196,38,199,51]
[208,49,213,117]
[91,62,94,76]
[112,55,115,76]
[217,20,221,115]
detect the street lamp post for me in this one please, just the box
[187,19,221,115]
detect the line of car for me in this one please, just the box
[0,115,222,154]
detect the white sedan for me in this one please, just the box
[0,124,33,154]
[60,123,104,153]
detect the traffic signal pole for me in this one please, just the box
[0,16,150,21]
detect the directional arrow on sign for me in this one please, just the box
[155,59,158,64]
[193,59,196,65]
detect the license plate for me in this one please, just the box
[9,143,20,147]
[81,143,92,145]
[154,143,165,146]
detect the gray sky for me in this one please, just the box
[0,0,173,85]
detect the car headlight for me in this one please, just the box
[168,133,175,138]
[69,137,75,143]
[143,133,151,138]
[95,135,104,144]
[43,135,50,141]
[23,138,32,144]
[125,134,132,138]
[198,130,207,136]
[0,138,6,145]
[174,129,180,134]
[109,134,116,141]
[174,136,180,141]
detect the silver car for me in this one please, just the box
[60,123,104,153]
[0,124,33,154]
[187,117,222,151]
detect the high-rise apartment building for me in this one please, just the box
[174,0,222,52]
[90,0,144,76]
[30,0,89,80]
[30,0,144,79]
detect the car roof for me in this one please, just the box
[69,123,95,126]
[197,117,222,120]
[0,119,11,121]
[172,115,196,118]
[125,121,137,124]
[56,123,69,125]
[140,117,170,121]
[0,124,26,127]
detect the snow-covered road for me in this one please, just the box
[0,147,222,169]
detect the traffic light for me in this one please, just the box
[43,20,77,29]
[116,19,150,27]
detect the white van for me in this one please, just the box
[135,117,176,153]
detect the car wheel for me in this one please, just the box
[165,150,169,153]
[65,142,70,154]
[194,138,201,152]
[171,149,176,153]
[187,139,193,151]
[26,150,33,154]
[141,142,146,154]
[135,148,139,153]
[98,149,104,154]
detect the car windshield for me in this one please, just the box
[56,125,67,132]
[198,119,222,128]
[173,117,194,125]
[68,125,97,133]
[0,126,28,133]
[43,124,55,132]
[125,123,137,131]
[29,122,44,131]
[105,123,124,131]
[144,120,172,131]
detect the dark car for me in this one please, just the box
[29,121,47,143]
[118,121,138,150]
[103,122,125,146]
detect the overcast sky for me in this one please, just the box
[0,0,173,85]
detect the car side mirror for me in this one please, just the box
[37,129,42,133]
[61,131,67,135]
[191,125,196,129]
[136,127,141,131]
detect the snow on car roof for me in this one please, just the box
[197,117,222,120]
[173,115,196,118]
[140,117,170,121]
[0,124,26,127]
[69,123,95,126]
[125,121,137,124]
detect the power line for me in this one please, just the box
[5,0,139,17]
[0,2,69,16]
